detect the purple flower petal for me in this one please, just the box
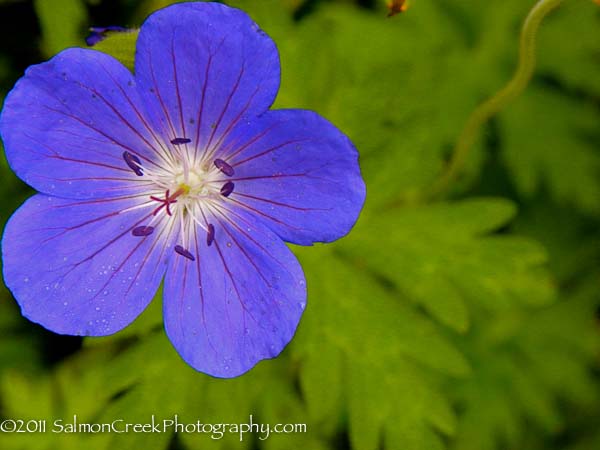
[1,194,172,335]
[0,48,169,200]
[134,2,280,156]
[164,210,306,378]
[216,109,366,245]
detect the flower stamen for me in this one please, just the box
[171,137,191,145]
[131,225,155,237]
[220,181,235,197]
[174,245,195,261]
[122,151,143,176]
[207,223,215,246]
[214,158,235,177]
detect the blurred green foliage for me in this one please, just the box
[0,0,599,449]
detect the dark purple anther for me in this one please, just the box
[220,181,235,197]
[171,137,191,145]
[132,226,155,237]
[122,151,143,176]
[214,159,235,177]
[174,245,195,261]
[207,224,215,247]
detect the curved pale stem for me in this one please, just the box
[425,0,569,200]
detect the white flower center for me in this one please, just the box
[121,140,236,259]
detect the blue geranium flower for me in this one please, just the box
[0,2,365,377]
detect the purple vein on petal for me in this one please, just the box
[40,204,143,244]
[191,224,217,355]
[71,212,155,265]
[40,105,159,169]
[69,77,167,167]
[97,63,175,167]
[214,216,284,322]
[214,216,272,289]
[215,172,328,184]
[198,203,237,352]
[204,84,261,162]
[213,238,259,327]
[224,122,279,162]
[200,205,236,348]
[88,233,150,302]
[33,175,155,187]
[124,216,176,297]
[47,212,156,288]
[38,214,118,243]
[214,214,287,328]
[226,197,306,231]
[232,139,309,167]
[39,81,160,168]
[148,47,178,143]
[197,206,257,330]
[92,215,171,305]
[170,31,187,142]
[207,202,293,276]
[193,52,213,159]
[204,65,245,154]
[52,193,150,209]
[49,128,145,164]
[234,192,330,212]
[23,132,130,173]
[193,35,228,158]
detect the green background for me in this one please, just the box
[0,0,599,449]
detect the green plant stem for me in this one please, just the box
[425,0,568,200]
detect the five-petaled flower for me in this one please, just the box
[0,2,365,377]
